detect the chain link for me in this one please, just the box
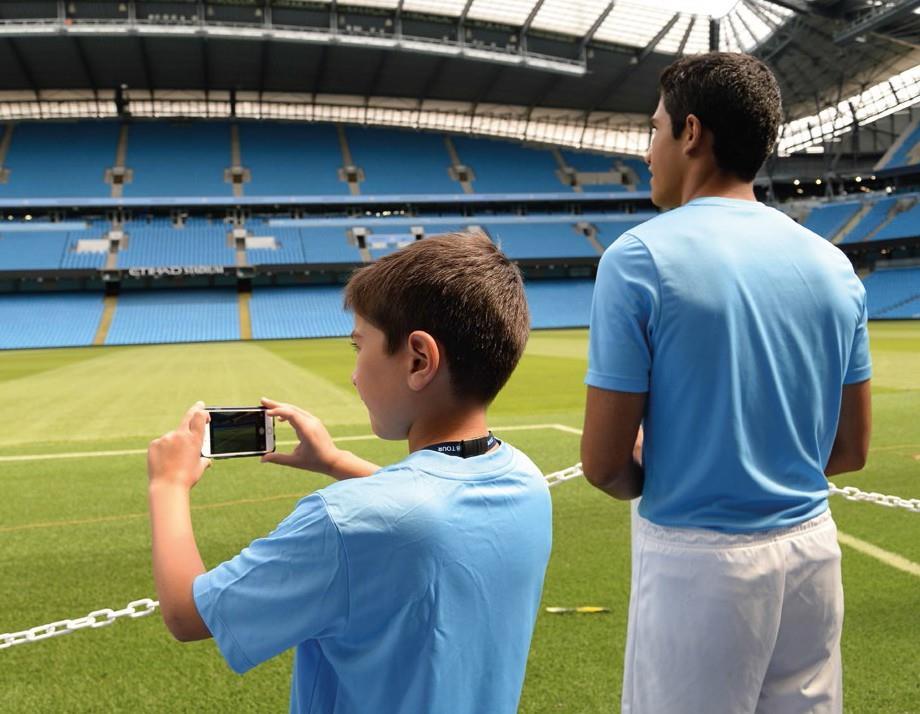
[0,598,158,651]
[2,468,916,650]
[827,484,920,513]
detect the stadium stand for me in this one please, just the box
[0,121,117,198]
[300,226,363,263]
[802,201,863,241]
[60,229,109,269]
[239,123,348,196]
[0,292,104,349]
[123,122,231,197]
[250,286,352,340]
[0,230,72,270]
[117,219,236,268]
[245,226,306,265]
[872,199,920,242]
[105,289,240,345]
[486,223,598,259]
[878,119,920,170]
[862,266,920,318]
[525,280,595,329]
[452,136,568,193]
[839,196,899,243]
[593,217,653,248]
[346,127,457,194]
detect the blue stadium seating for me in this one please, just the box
[124,122,231,197]
[301,226,363,263]
[60,230,108,269]
[452,136,567,193]
[862,266,920,318]
[105,290,239,345]
[347,127,457,194]
[118,220,236,268]
[882,122,920,169]
[593,218,651,248]
[0,121,117,198]
[802,201,862,241]
[0,230,69,270]
[486,223,598,259]
[250,286,352,339]
[240,123,348,196]
[840,197,898,243]
[246,226,306,265]
[0,292,103,349]
[872,201,920,242]
[526,280,594,328]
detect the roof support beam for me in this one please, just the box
[519,0,547,53]
[676,16,695,56]
[586,12,680,114]
[579,2,616,53]
[457,0,474,43]
[834,0,920,44]
[5,38,38,97]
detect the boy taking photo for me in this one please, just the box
[147,231,552,713]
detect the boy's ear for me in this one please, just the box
[405,330,441,392]
[682,113,706,156]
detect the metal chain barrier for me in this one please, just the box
[2,467,916,650]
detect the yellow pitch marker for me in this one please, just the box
[545,606,610,614]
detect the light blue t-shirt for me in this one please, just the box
[193,442,552,713]
[586,197,871,532]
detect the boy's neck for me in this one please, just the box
[407,409,492,454]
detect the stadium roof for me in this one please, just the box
[0,1,916,156]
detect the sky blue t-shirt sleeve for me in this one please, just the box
[844,287,872,384]
[586,233,660,393]
[193,493,349,674]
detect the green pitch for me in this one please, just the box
[0,324,917,713]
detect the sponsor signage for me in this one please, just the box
[126,265,226,278]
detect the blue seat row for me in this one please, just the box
[0,120,650,199]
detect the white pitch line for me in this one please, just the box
[836,531,920,578]
[0,424,568,463]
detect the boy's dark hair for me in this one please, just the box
[659,52,782,182]
[344,230,529,404]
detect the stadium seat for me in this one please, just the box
[123,122,232,197]
[862,266,920,317]
[525,280,595,328]
[105,289,240,345]
[240,123,349,196]
[250,286,352,339]
[0,292,104,349]
[802,201,863,241]
[0,122,117,198]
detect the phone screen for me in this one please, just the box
[208,409,268,455]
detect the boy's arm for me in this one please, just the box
[581,387,646,500]
[825,379,871,477]
[260,398,380,479]
[147,402,212,642]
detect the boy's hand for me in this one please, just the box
[260,397,380,480]
[633,425,644,467]
[148,401,212,490]
[260,397,343,475]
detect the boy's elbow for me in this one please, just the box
[582,460,635,500]
[163,611,210,642]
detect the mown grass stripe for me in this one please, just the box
[0,423,567,463]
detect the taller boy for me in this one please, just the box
[147,232,552,713]
[581,53,871,713]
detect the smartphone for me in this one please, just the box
[201,407,275,459]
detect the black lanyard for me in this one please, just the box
[422,432,498,458]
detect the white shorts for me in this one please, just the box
[623,507,843,714]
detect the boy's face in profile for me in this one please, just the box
[350,314,412,441]
[646,97,684,209]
